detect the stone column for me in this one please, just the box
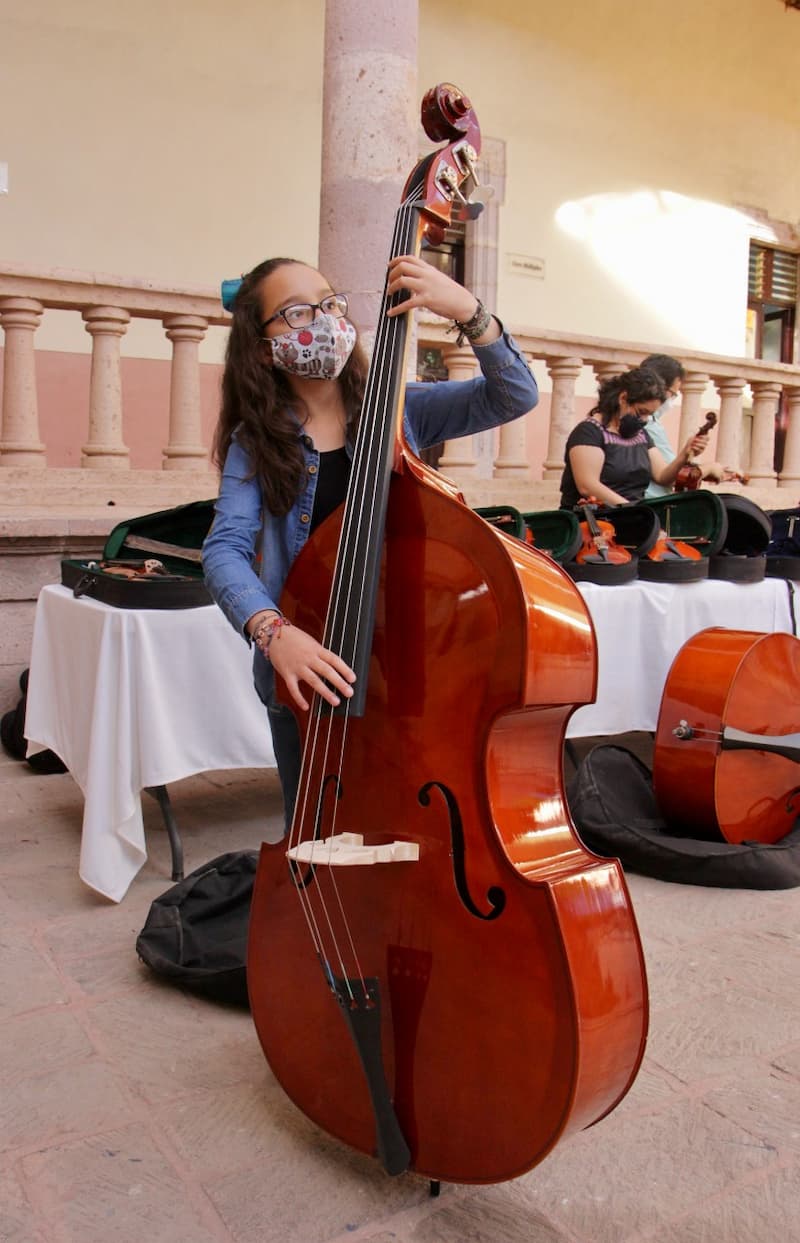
[437,344,478,474]
[0,297,46,466]
[592,361,625,388]
[542,356,582,479]
[748,381,781,483]
[712,376,747,471]
[678,371,710,447]
[162,314,209,470]
[494,416,530,479]
[318,0,418,347]
[778,387,800,489]
[81,305,131,468]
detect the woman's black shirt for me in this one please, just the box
[559,418,652,509]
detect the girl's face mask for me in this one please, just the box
[267,314,356,380]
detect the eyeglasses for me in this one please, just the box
[262,294,349,332]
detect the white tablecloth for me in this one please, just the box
[25,578,797,899]
[25,585,275,902]
[567,577,797,737]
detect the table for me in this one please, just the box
[26,578,796,901]
[25,585,275,902]
[567,577,797,737]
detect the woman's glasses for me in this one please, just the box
[262,294,349,332]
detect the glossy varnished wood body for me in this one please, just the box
[247,461,649,1184]
[654,627,800,845]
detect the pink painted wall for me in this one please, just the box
[0,347,223,470]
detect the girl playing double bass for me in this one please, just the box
[202,254,539,827]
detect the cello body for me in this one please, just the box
[248,455,648,1184]
[654,627,800,845]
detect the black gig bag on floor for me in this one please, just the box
[61,499,216,609]
[136,851,258,1006]
[567,744,800,889]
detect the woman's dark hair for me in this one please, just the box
[641,353,684,389]
[211,257,369,515]
[589,367,667,426]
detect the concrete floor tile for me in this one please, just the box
[1,1058,136,1156]
[485,1094,777,1243]
[701,1068,800,1158]
[83,988,264,1105]
[642,1162,800,1243]
[0,1162,51,1243]
[205,1137,426,1243]
[0,926,70,1017]
[152,1077,300,1181]
[1,1008,95,1084]
[21,1123,230,1243]
[647,988,798,1087]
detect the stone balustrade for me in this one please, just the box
[0,264,228,476]
[2,264,800,504]
[417,314,800,498]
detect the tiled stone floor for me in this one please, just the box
[1,750,798,1243]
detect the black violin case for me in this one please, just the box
[60,499,216,609]
[766,507,800,581]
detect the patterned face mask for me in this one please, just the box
[267,314,356,380]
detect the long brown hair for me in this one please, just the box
[212,258,369,516]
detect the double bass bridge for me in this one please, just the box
[286,832,420,867]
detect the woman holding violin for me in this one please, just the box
[559,366,710,510]
[202,254,539,827]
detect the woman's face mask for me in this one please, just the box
[618,412,648,439]
[268,314,356,380]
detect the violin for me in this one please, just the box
[645,530,703,564]
[246,83,648,1185]
[654,627,800,844]
[575,498,632,566]
[674,412,723,492]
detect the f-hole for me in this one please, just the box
[418,780,505,920]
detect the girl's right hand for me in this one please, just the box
[266,623,356,712]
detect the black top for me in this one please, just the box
[559,418,652,509]
[310,447,351,533]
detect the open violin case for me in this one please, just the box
[60,499,216,609]
[474,505,583,565]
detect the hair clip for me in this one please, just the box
[221,277,243,312]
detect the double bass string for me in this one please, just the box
[285,186,426,995]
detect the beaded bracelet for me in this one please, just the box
[448,298,493,347]
[253,614,292,661]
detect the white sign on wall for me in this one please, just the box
[0,163,8,194]
[506,253,545,279]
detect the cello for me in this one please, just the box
[654,627,800,844]
[247,83,648,1185]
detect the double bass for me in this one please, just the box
[247,83,648,1185]
[654,627,800,845]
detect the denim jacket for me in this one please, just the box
[202,328,538,683]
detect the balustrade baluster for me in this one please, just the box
[81,305,130,468]
[542,356,582,479]
[437,344,479,475]
[748,381,781,483]
[779,387,800,490]
[162,315,209,470]
[0,297,45,466]
[492,350,535,478]
[712,376,746,472]
[677,371,711,445]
